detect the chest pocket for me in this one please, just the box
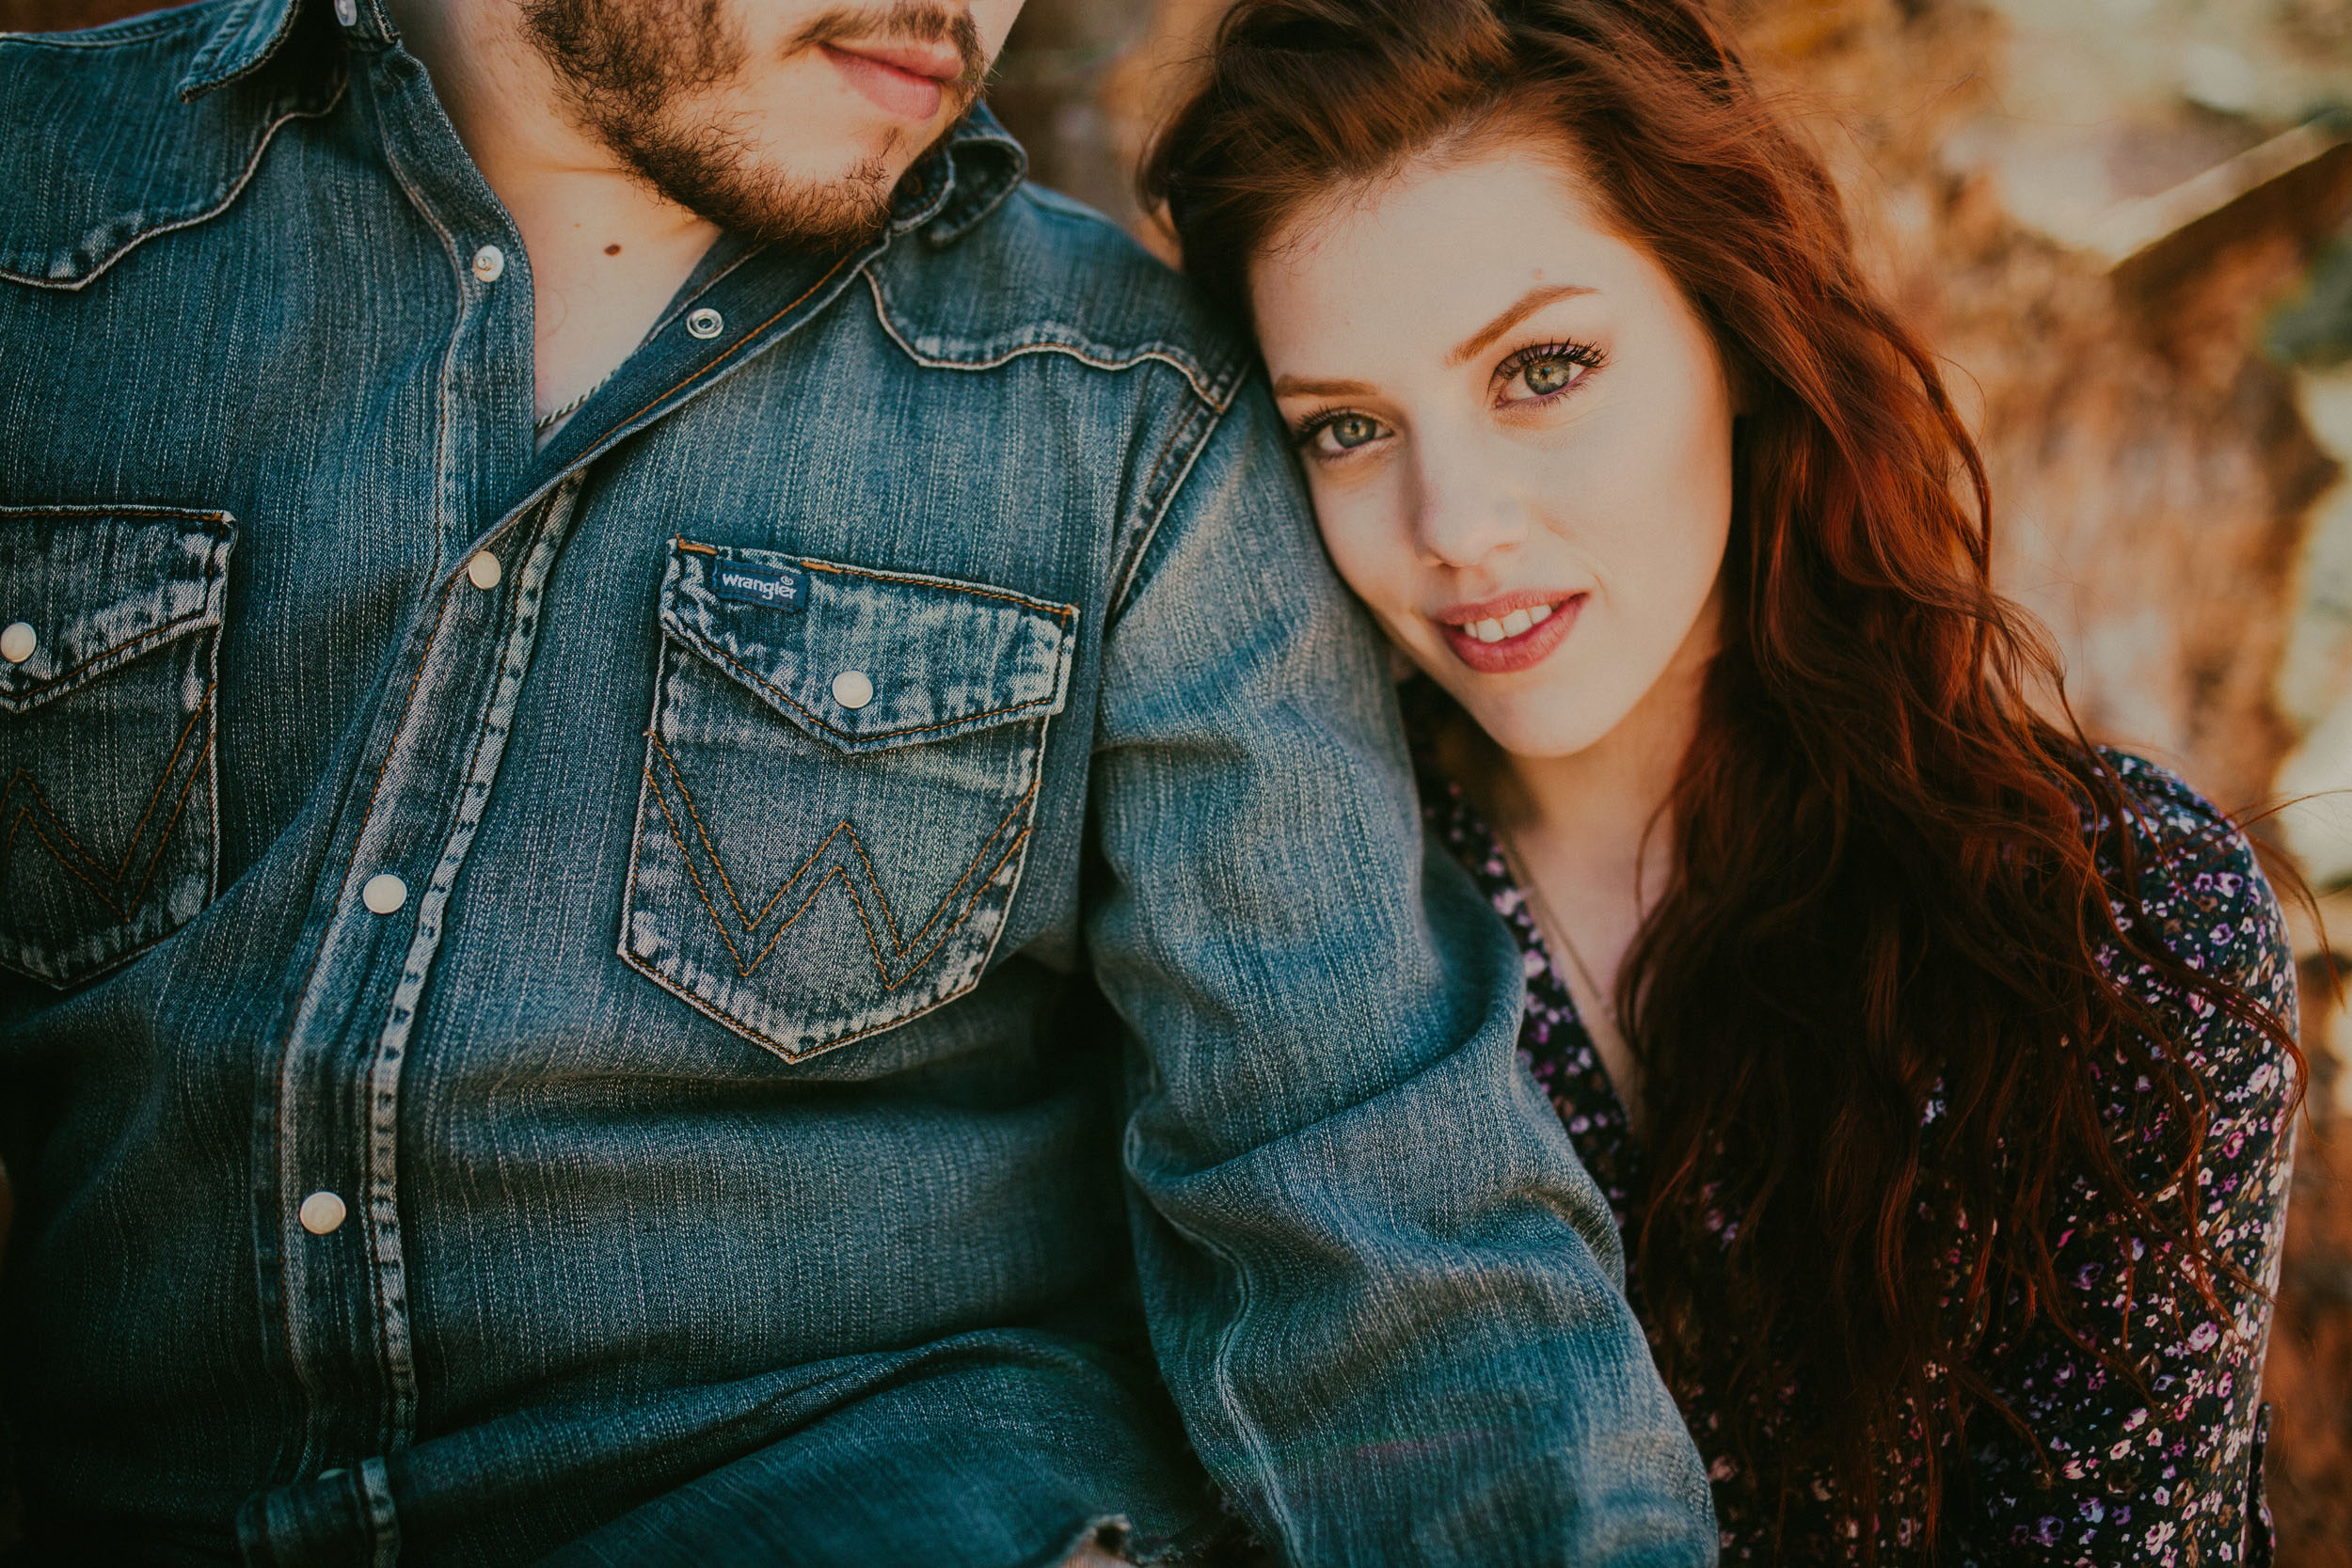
[0,506,233,988]
[621,539,1077,1062]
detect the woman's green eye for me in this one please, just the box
[1320,414,1384,451]
[1520,356,1579,396]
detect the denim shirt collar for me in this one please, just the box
[896,105,1028,245]
[178,0,1028,244]
[179,0,360,100]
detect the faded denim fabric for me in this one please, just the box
[0,2,1718,1565]
[0,505,232,985]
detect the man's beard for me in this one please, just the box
[520,1,985,250]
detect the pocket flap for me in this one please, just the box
[660,540,1077,753]
[0,505,235,715]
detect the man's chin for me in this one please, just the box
[624,136,901,251]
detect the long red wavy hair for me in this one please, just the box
[1144,0,2304,1552]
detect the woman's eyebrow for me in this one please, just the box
[1271,374,1379,398]
[1446,283,1598,366]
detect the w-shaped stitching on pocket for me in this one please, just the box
[0,681,215,922]
[643,732,1034,990]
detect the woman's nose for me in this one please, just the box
[1410,449,1530,569]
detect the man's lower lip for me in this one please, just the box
[1438,597,1583,673]
[819,44,946,121]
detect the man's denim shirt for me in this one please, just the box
[0,2,1716,1563]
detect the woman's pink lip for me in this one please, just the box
[819,42,946,121]
[1438,594,1585,674]
[1434,587,1572,625]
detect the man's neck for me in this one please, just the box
[386,0,721,425]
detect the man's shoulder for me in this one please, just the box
[866,180,1253,415]
[0,0,342,291]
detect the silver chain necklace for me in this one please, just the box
[533,374,609,436]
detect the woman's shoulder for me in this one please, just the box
[2097,749,2253,860]
[2090,748,2299,1094]
[2093,751,2287,965]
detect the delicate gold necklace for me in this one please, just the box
[1493,814,1650,1132]
[1492,816,1616,1029]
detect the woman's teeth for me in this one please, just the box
[1465,602,1556,643]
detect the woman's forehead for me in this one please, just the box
[1248,144,1641,368]
[1263,133,1611,264]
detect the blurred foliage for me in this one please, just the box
[2271,231,2352,369]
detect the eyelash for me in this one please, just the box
[1289,407,1374,454]
[1493,339,1607,398]
[1286,338,1609,457]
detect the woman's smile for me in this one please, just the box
[1435,590,1585,673]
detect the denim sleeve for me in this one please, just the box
[1085,378,1719,1566]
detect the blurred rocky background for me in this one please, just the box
[8,0,2352,1558]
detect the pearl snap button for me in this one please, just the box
[361,873,407,914]
[471,244,506,283]
[332,0,357,24]
[466,550,502,590]
[831,670,874,710]
[686,307,724,340]
[0,622,34,665]
[298,1190,347,1235]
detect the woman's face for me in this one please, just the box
[1250,138,1737,759]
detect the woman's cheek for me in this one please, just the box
[1314,499,1407,619]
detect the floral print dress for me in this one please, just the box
[1423,749,2298,1566]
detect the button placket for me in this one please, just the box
[294,484,583,1444]
[267,483,580,1462]
[246,51,582,1486]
